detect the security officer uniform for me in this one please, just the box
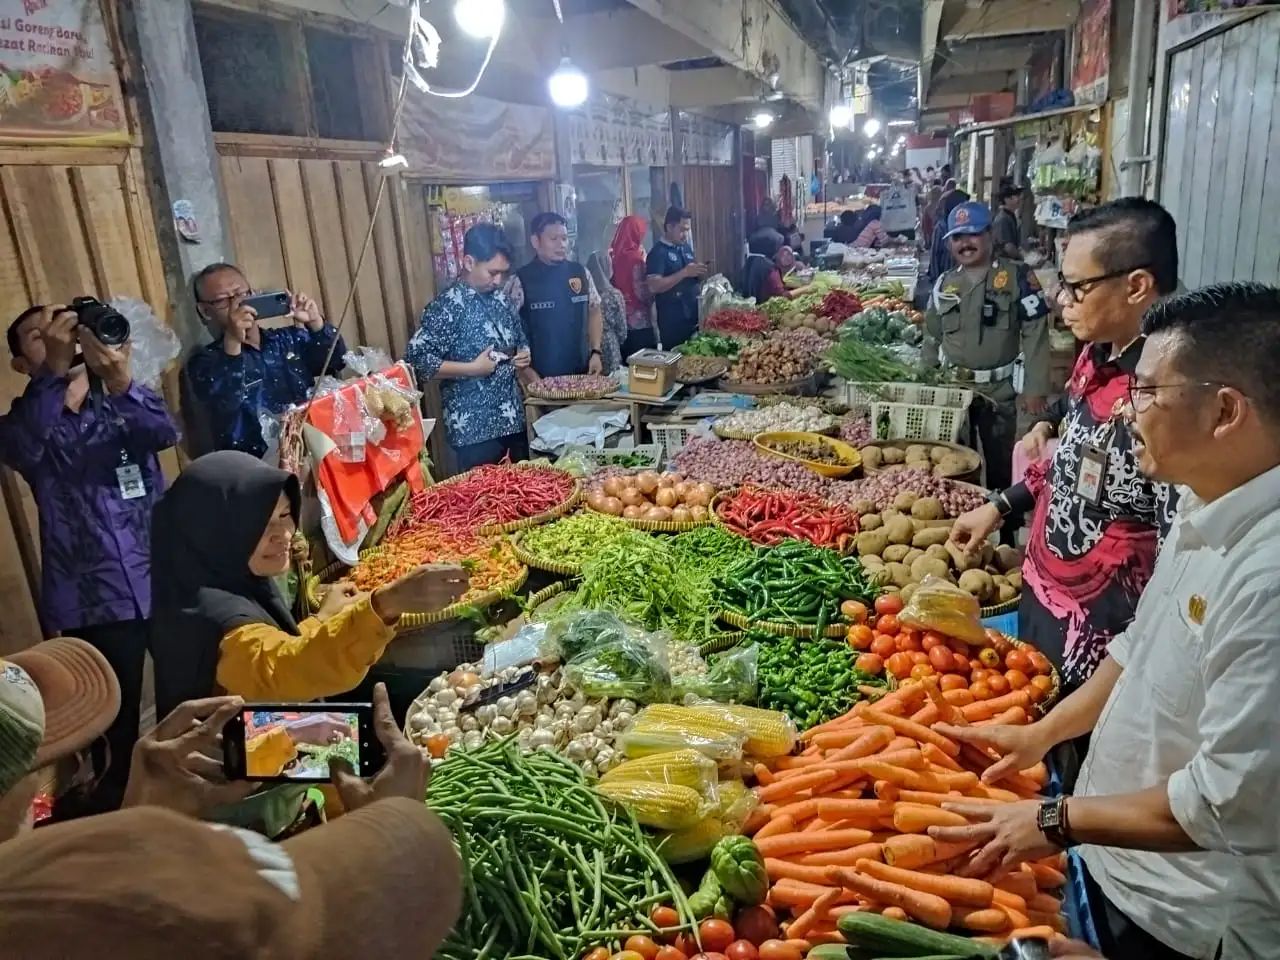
[922,201,1050,493]
[517,256,591,378]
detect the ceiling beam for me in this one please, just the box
[918,0,945,113]
[667,66,764,108]
[929,70,1016,97]
[943,0,1077,40]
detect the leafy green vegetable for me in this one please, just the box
[676,333,742,357]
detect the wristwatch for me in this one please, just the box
[986,489,1013,518]
[589,348,602,358]
[1037,796,1076,849]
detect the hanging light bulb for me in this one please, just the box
[454,0,504,39]
[862,117,882,137]
[548,57,589,108]
[828,103,852,128]
[865,149,876,160]
[752,109,775,130]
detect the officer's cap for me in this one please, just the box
[944,201,992,239]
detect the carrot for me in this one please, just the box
[921,741,965,773]
[771,798,820,823]
[1007,926,1063,941]
[872,780,900,802]
[860,707,962,757]
[910,702,941,726]
[892,802,968,833]
[1027,892,1064,916]
[766,858,848,886]
[826,867,952,930]
[1025,861,1067,889]
[815,799,896,822]
[753,762,777,786]
[754,827,877,859]
[1021,762,1049,787]
[856,858,995,908]
[880,906,909,922]
[783,940,814,953]
[803,817,836,833]
[996,872,1037,902]
[768,878,849,910]
[858,685,926,718]
[786,888,842,939]
[829,904,876,917]
[794,843,884,867]
[885,736,919,753]
[758,769,839,803]
[801,707,861,741]
[953,908,1013,933]
[924,768,981,792]
[943,688,976,707]
[1000,906,1031,930]
[881,834,937,868]
[805,930,847,946]
[821,725,895,763]
[921,677,969,725]
[1026,912,1067,933]
[831,760,916,788]
[743,805,773,836]
[976,705,1028,727]
[802,743,823,755]
[992,888,1028,913]
[895,789,999,808]
[965,781,1022,803]
[961,689,1031,722]
[1042,852,1068,872]
[775,754,824,770]
[754,814,797,841]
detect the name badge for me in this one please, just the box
[117,464,146,501]
[1075,443,1107,505]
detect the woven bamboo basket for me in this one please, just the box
[676,359,729,384]
[718,373,815,396]
[510,531,583,577]
[581,502,712,532]
[980,594,1022,618]
[315,559,349,583]
[719,608,849,639]
[862,438,983,485]
[524,376,619,401]
[526,581,575,623]
[393,565,529,632]
[419,463,582,536]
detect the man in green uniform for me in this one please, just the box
[922,200,1050,493]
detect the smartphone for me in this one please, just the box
[240,290,292,320]
[221,703,385,783]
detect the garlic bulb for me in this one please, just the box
[610,699,637,718]
[554,702,576,722]
[495,696,518,719]
[428,676,448,694]
[564,738,588,762]
[475,704,497,727]
[434,689,458,708]
[597,719,614,739]
[534,714,554,731]
[514,691,538,717]
[490,716,514,735]
[594,746,616,771]
[535,674,558,704]
[571,706,602,735]
[462,730,485,751]
[579,734,600,759]
[459,714,479,733]
[529,728,555,750]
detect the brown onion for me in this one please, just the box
[645,505,672,521]
[655,487,678,508]
[602,476,623,498]
[671,506,692,523]
[622,504,644,519]
[619,488,644,507]
[635,471,660,494]
[599,496,624,516]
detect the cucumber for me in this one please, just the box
[805,947,863,960]
[836,913,999,958]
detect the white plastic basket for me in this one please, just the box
[840,381,975,411]
[648,422,701,458]
[870,402,968,443]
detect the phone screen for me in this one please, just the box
[234,707,367,782]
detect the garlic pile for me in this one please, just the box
[405,664,637,776]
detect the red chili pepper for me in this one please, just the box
[403,462,574,531]
[720,486,859,550]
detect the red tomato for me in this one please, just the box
[585,949,611,960]
[688,955,728,960]
[1005,669,1030,690]
[655,949,688,960]
[625,937,660,960]
[614,952,647,960]
[940,673,969,691]
[970,667,988,683]
[921,632,944,651]
[855,653,885,676]
[733,906,780,946]
[953,652,972,673]
[841,600,869,623]
[968,658,984,673]
[1027,650,1053,676]
[1004,648,1032,673]
[848,624,875,650]
[910,663,936,679]
[969,681,993,701]
[674,935,700,957]
[1031,674,1055,697]
[874,593,904,616]
[948,637,971,656]
[725,942,760,960]
[886,651,914,680]
[870,633,897,658]
[987,673,1010,696]
[651,906,681,935]
[876,614,901,635]
[909,650,930,665]
[698,920,736,954]
[928,644,955,673]
[757,941,804,960]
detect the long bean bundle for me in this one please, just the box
[429,740,696,960]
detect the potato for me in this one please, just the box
[891,491,919,511]
[882,507,901,518]
[860,554,886,569]
[1006,569,1024,590]
[884,515,915,546]
[860,513,883,531]
[905,444,930,460]
[930,445,954,463]
[980,542,996,567]
[994,545,1023,573]
[935,455,969,477]
[886,561,913,588]
[910,497,945,522]
[857,530,890,557]
[881,447,906,465]
[859,446,884,470]
[911,526,951,549]
[926,544,951,564]
[945,540,980,572]
[899,582,919,605]
[866,567,892,587]
[958,569,995,602]
[883,544,912,563]
[853,499,877,515]
[903,548,925,567]
[911,556,951,583]
[996,582,1019,603]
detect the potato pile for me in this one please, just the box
[860,441,980,479]
[777,313,838,334]
[847,490,1023,607]
[726,336,816,384]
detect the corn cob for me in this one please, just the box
[595,778,707,831]
[638,703,743,737]
[656,816,727,864]
[689,703,798,758]
[599,749,717,793]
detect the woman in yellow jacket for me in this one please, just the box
[149,450,468,717]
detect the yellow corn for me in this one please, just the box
[690,703,797,758]
[637,704,743,737]
[716,779,759,824]
[656,816,727,864]
[595,779,706,831]
[599,749,716,792]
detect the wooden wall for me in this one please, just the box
[0,146,171,654]
[683,164,744,283]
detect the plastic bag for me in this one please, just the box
[343,345,393,378]
[618,704,746,762]
[546,610,672,702]
[672,642,758,705]
[113,297,181,390]
[328,387,370,463]
[686,702,798,759]
[595,777,714,831]
[699,274,754,320]
[599,748,718,797]
[900,574,986,647]
[654,779,760,864]
[363,372,421,435]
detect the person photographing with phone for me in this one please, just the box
[186,262,345,459]
[0,302,179,818]
[646,206,706,350]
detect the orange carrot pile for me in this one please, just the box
[745,677,1066,947]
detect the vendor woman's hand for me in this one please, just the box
[929,797,1059,879]
[513,347,531,369]
[949,502,1002,555]
[371,563,469,621]
[316,580,362,622]
[588,351,603,375]
[470,346,498,378]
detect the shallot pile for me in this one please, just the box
[528,374,618,395]
[672,438,833,496]
[839,414,874,447]
[726,337,815,384]
[774,327,832,362]
[827,467,985,517]
[585,470,717,523]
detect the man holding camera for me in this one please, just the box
[0,302,179,816]
[186,262,345,459]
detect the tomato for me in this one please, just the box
[655,949,688,960]
[987,673,1010,696]
[733,905,780,946]
[614,951,647,960]
[651,906,681,934]
[876,614,901,635]
[625,937,660,960]
[674,934,700,957]
[1031,673,1055,696]
[848,624,875,650]
[1027,650,1053,676]
[688,955,728,960]
[757,941,804,960]
[940,673,969,692]
[841,600,869,623]
[948,637,971,655]
[970,667,989,683]
[855,653,885,676]
[969,658,984,673]
[909,650,930,665]
[1004,648,1031,674]
[969,680,993,701]
[870,633,897,658]
[1005,669,1030,691]
[928,644,955,673]
[910,663,936,680]
[725,942,760,960]
[953,652,973,673]
[425,733,452,759]
[584,949,611,960]
[874,594,904,616]
[886,651,915,680]
[978,647,1001,668]
[698,920,737,954]
[922,630,947,650]
[893,633,912,652]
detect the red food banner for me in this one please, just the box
[0,0,129,145]
[1071,0,1112,106]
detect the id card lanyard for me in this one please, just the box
[1075,419,1116,506]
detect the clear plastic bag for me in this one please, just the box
[672,642,758,705]
[686,702,798,759]
[595,777,714,831]
[363,373,421,435]
[547,610,672,703]
[328,387,369,463]
[618,704,747,762]
[113,297,181,390]
[900,574,986,647]
[599,748,718,797]
[343,346,393,378]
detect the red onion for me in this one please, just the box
[839,415,873,447]
[672,438,833,496]
[530,374,618,393]
[827,467,985,517]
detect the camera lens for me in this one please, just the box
[71,297,130,346]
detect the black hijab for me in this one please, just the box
[740,229,783,302]
[150,451,302,717]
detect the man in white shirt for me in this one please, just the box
[929,282,1280,959]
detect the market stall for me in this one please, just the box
[306,278,1093,959]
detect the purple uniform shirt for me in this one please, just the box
[0,372,179,635]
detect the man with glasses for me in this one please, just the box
[922,200,1051,494]
[186,263,345,458]
[932,282,1280,960]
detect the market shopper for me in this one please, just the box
[922,200,1051,494]
[148,451,469,718]
[509,212,605,378]
[993,183,1025,260]
[407,223,534,470]
[584,252,627,374]
[932,282,1280,960]
[739,229,789,303]
[1,304,179,817]
[186,263,345,459]
[608,215,657,357]
[646,206,707,349]
[926,188,969,285]
[950,198,1180,700]
[851,204,889,248]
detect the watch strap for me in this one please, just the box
[1037,796,1075,849]
[986,489,1013,518]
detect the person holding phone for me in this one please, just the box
[185,262,346,459]
[646,206,706,350]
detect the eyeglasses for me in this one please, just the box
[1056,266,1151,304]
[199,289,252,309]
[1127,381,1225,413]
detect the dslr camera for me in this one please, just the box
[70,296,129,346]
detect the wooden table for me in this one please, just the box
[523,388,685,447]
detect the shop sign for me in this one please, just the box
[399,93,555,182]
[1071,0,1112,106]
[569,95,673,167]
[0,0,128,145]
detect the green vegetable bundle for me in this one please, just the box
[676,333,742,357]
[429,740,696,960]
[669,526,757,589]
[824,335,934,386]
[844,306,922,347]
[755,633,887,730]
[520,513,643,570]
[716,539,878,636]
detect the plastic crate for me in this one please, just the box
[870,401,968,443]
[647,422,702,458]
[839,380,974,410]
[557,443,663,471]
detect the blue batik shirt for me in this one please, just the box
[406,281,527,448]
[187,324,347,458]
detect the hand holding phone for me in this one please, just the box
[239,290,293,321]
[328,683,430,810]
[222,702,384,783]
